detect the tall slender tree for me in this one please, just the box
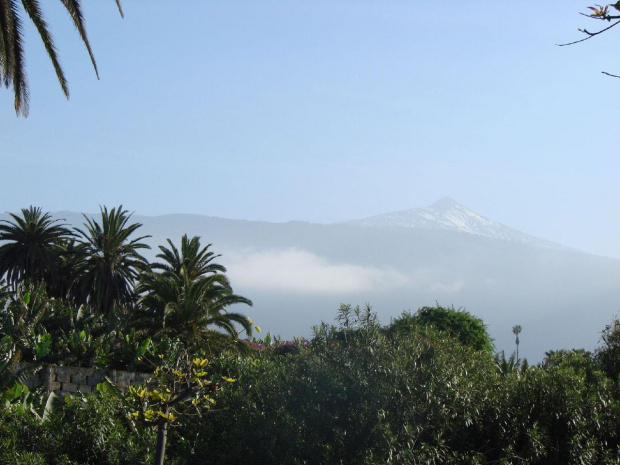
[513,325,522,361]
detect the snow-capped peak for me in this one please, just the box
[345,198,566,250]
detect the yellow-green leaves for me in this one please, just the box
[587,4,610,17]
[157,411,176,422]
[586,3,620,16]
[122,350,231,429]
[192,358,209,368]
[128,385,148,399]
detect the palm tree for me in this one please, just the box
[145,274,253,347]
[152,234,226,281]
[0,0,123,116]
[0,206,74,290]
[136,236,253,350]
[73,206,150,321]
[512,325,522,361]
[47,237,87,302]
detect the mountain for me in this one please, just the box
[345,197,568,251]
[1,202,619,362]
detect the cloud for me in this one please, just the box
[224,248,410,294]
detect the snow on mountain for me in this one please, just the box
[345,197,568,250]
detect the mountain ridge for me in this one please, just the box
[344,197,571,252]
[9,198,576,254]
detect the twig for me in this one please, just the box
[558,18,620,46]
[579,12,620,19]
[602,71,620,78]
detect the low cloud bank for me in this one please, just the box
[224,248,410,294]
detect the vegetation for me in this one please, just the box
[0,206,254,463]
[2,207,620,464]
[0,0,123,116]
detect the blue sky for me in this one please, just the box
[2,0,619,257]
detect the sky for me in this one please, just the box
[1,0,620,258]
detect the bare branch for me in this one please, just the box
[558,18,620,46]
[579,12,620,20]
[602,71,620,78]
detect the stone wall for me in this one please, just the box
[18,364,152,395]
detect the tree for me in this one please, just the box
[154,275,253,344]
[73,206,150,321]
[0,0,123,116]
[512,324,522,360]
[0,207,74,291]
[136,236,254,351]
[595,318,620,381]
[390,304,494,353]
[119,347,234,465]
[151,234,226,281]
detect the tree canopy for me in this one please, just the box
[390,304,494,354]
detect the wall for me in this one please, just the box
[18,364,152,394]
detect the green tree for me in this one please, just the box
[145,274,253,345]
[136,236,253,351]
[0,0,123,116]
[47,238,87,302]
[73,206,150,322]
[119,346,234,465]
[596,318,620,381]
[193,306,505,464]
[152,234,226,281]
[389,304,494,353]
[0,207,74,292]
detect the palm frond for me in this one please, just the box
[58,0,99,78]
[0,0,28,115]
[21,0,68,97]
[114,0,123,18]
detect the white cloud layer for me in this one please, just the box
[224,248,410,294]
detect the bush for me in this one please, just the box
[0,389,154,465]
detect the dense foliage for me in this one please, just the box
[2,208,620,464]
[182,306,620,465]
[389,304,494,354]
[0,206,253,463]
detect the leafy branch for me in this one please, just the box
[558,3,620,77]
[559,3,620,46]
